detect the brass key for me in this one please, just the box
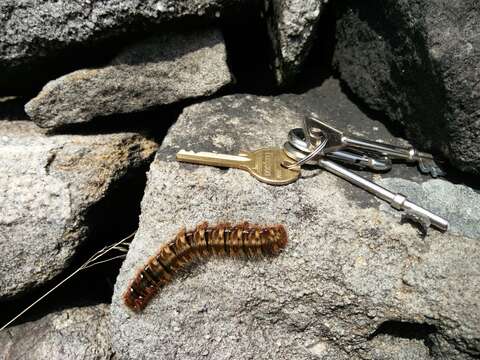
[176,148,300,185]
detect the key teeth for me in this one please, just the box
[177,149,195,155]
[418,159,446,178]
[401,211,431,236]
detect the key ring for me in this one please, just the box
[282,133,328,169]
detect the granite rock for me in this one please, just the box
[0,304,113,360]
[0,121,157,299]
[25,28,232,128]
[111,94,480,359]
[334,0,480,174]
[0,0,243,70]
[266,0,328,84]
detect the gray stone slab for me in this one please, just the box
[25,28,232,128]
[111,93,479,359]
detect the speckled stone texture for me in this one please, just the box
[334,0,480,175]
[0,0,244,69]
[266,0,328,84]
[0,304,113,360]
[366,335,431,360]
[0,121,157,299]
[25,28,232,129]
[111,93,479,359]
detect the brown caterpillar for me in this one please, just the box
[123,222,288,312]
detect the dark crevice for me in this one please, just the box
[0,97,29,120]
[368,320,437,341]
[288,0,337,94]
[437,164,480,191]
[221,2,277,95]
[0,158,152,328]
[368,320,437,355]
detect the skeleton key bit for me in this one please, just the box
[176,148,300,185]
[318,159,449,231]
[283,141,449,231]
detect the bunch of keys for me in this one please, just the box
[286,115,445,177]
[282,114,448,232]
[176,114,448,232]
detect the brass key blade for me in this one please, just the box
[176,148,300,186]
[176,150,251,170]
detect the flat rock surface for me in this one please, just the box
[111,91,479,359]
[366,335,430,360]
[0,304,113,360]
[334,0,480,175]
[25,28,232,128]
[0,121,157,299]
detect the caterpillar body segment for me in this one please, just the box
[123,222,288,312]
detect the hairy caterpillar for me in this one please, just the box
[123,222,288,312]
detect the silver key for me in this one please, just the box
[283,141,449,231]
[288,128,391,171]
[303,114,444,176]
